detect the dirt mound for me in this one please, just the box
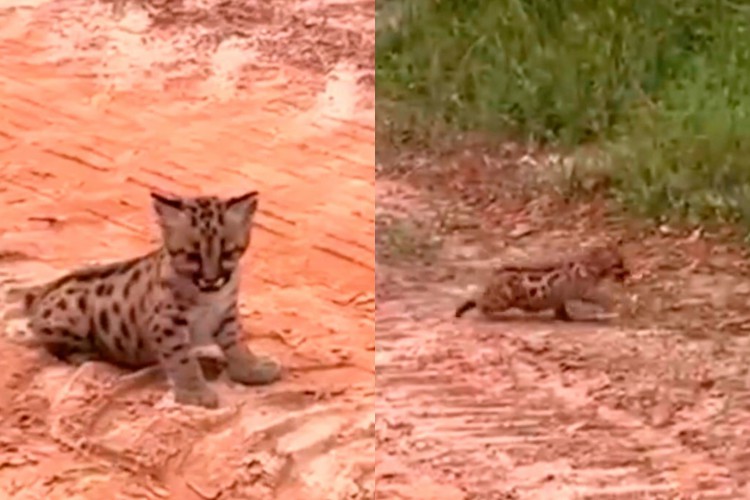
[118,0,375,74]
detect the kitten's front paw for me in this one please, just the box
[174,384,219,408]
[227,355,281,386]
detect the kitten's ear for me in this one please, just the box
[150,191,187,227]
[225,191,259,225]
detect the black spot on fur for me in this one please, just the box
[95,284,106,296]
[121,322,131,339]
[96,267,118,280]
[128,307,137,325]
[113,303,121,314]
[86,328,96,345]
[123,270,143,300]
[56,298,67,311]
[60,329,76,340]
[98,310,110,332]
[78,295,87,313]
[114,337,125,353]
[173,316,188,327]
[212,315,236,338]
[179,357,190,364]
[162,328,175,338]
[24,293,35,310]
[42,309,52,319]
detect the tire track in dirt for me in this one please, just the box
[376,278,740,499]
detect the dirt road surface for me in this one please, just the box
[0,1,374,498]
[376,148,750,499]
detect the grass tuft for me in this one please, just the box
[377,0,750,230]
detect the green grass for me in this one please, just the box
[377,0,750,229]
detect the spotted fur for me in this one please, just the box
[455,241,629,321]
[10,191,281,408]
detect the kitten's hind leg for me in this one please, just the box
[554,303,574,321]
[30,321,101,365]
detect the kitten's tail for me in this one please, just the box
[454,299,477,318]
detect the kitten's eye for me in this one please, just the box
[186,252,201,263]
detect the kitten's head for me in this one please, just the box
[587,239,629,282]
[151,190,259,292]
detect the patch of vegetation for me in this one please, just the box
[376,214,442,264]
[377,0,750,230]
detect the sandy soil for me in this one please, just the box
[376,147,750,499]
[0,0,373,498]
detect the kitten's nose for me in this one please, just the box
[197,275,226,291]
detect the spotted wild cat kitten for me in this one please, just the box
[455,241,629,321]
[7,191,280,408]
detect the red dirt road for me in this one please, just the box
[376,171,750,500]
[0,1,374,499]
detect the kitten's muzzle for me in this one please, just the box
[195,274,229,292]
